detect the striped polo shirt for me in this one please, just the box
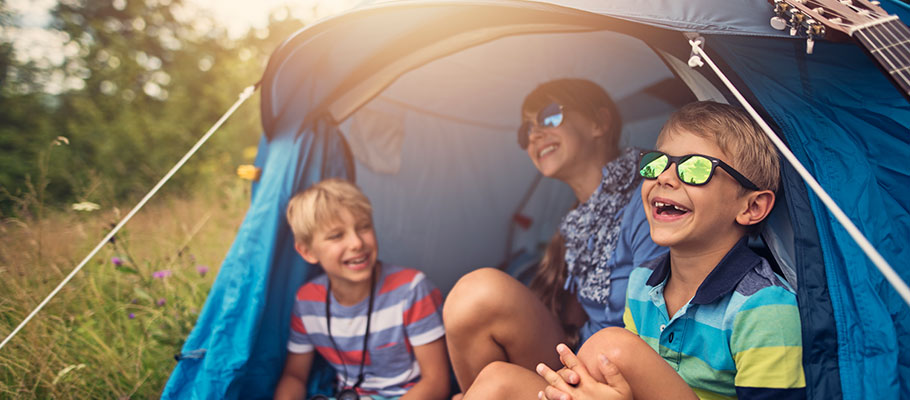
[288,264,445,398]
[623,237,805,399]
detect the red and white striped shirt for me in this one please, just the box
[288,264,444,397]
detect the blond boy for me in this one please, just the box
[536,102,806,400]
[275,179,450,400]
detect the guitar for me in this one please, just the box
[770,0,910,101]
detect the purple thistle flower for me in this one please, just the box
[128,313,135,319]
[111,257,123,267]
[152,269,172,279]
[195,265,209,276]
[157,298,166,306]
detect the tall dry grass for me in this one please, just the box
[0,175,249,398]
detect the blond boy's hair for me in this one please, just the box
[659,101,780,193]
[286,178,373,245]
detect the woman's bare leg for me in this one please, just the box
[443,268,565,391]
[574,327,697,400]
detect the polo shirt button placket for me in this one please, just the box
[659,324,666,332]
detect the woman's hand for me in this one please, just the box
[535,343,632,400]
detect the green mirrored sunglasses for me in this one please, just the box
[638,151,760,191]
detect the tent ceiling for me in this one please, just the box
[260,1,693,140]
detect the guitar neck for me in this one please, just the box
[852,18,910,101]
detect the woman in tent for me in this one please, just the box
[443,78,666,398]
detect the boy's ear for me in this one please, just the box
[736,190,776,227]
[294,242,319,265]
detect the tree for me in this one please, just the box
[0,0,314,216]
[0,0,59,217]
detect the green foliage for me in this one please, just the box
[0,172,249,398]
[0,1,319,396]
[0,1,307,217]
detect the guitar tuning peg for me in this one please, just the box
[790,12,805,35]
[806,36,815,54]
[770,16,788,30]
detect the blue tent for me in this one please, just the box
[163,1,910,398]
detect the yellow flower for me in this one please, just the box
[236,165,261,181]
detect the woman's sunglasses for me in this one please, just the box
[638,151,760,190]
[517,102,564,149]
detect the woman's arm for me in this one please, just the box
[274,351,315,400]
[400,337,450,400]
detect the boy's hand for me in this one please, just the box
[535,344,632,400]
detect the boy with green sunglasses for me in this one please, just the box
[535,101,806,400]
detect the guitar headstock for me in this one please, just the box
[770,0,894,42]
[770,0,910,101]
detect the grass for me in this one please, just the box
[0,175,250,398]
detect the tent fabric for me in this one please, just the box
[707,35,910,398]
[162,119,354,399]
[164,1,910,398]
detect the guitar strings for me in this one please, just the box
[856,20,910,91]
[854,29,897,75]
[824,0,910,85]
[870,21,910,89]
[873,20,910,68]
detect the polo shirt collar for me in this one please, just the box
[644,236,761,305]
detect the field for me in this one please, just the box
[0,176,249,398]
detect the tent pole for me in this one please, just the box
[0,84,259,353]
[687,37,910,307]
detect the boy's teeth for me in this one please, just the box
[654,201,689,212]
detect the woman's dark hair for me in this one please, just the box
[529,232,585,349]
[521,78,623,147]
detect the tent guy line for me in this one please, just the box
[688,37,910,307]
[0,85,259,354]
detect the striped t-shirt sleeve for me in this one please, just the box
[401,272,445,346]
[288,282,324,354]
[731,286,806,399]
[622,303,638,335]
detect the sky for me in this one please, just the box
[3,0,367,65]
[1,0,369,93]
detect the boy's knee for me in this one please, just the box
[577,327,642,372]
[466,361,519,397]
[444,268,509,327]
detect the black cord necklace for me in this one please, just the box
[325,266,376,399]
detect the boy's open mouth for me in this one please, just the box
[653,200,691,217]
[344,255,369,265]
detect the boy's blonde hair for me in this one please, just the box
[286,178,373,245]
[659,101,780,193]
